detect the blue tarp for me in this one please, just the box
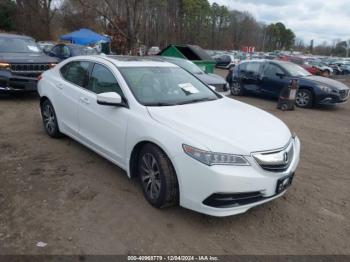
[60,28,110,45]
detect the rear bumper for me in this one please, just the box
[0,70,38,92]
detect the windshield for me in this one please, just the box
[168,59,204,74]
[281,62,312,77]
[0,37,41,53]
[119,67,219,106]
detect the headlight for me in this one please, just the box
[0,62,10,70]
[49,63,57,68]
[182,144,250,166]
[319,85,332,93]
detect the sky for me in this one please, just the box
[209,0,350,45]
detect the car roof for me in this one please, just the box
[69,55,179,68]
[0,33,34,40]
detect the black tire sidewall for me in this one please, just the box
[138,144,178,208]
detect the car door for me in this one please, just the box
[240,61,262,93]
[77,62,129,166]
[260,63,288,97]
[53,61,91,137]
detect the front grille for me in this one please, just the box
[10,63,50,74]
[252,139,294,173]
[339,89,349,100]
[203,191,264,208]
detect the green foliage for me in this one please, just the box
[0,0,16,31]
[265,22,295,51]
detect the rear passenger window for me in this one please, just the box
[60,61,90,87]
[88,64,123,96]
[246,62,261,75]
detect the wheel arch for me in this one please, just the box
[40,96,50,107]
[128,140,177,180]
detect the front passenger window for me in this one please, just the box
[88,64,123,96]
[264,64,284,77]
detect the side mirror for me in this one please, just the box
[48,51,55,57]
[276,72,285,78]
[209,85,216,91]
[97,92,123,106]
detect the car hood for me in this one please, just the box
[196,73,227,85]
[0,53,58,63]
[147,98,291,155]
[300,75,349,90]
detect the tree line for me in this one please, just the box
[0,0,345,56]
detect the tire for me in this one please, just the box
[40,99,63,138]
[230,81,244,96]
[295,89,313,108]
[322,70,330,77]
[138,144,179,208]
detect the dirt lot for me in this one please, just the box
[0,70,349,255]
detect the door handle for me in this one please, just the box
[80,97,90,105]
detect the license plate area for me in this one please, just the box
[276,173,294,194]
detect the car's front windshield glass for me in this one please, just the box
[119,67,220,106]
[0,37,41,53]
[282,62,312,77]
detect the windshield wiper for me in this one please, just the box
[177,97,216,105]
[144,102,177,107]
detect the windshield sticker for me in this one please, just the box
[27,45,40,52]
[179,83,199,94]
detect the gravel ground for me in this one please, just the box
[0,70,349,255]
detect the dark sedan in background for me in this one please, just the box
[47,43,99,61]
[154,56,229,92]
[0,33,58,93]
[227,60,349,108]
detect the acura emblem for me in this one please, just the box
[283,152,289,164]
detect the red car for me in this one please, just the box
[277,56,321,75]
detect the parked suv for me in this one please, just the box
[228,60,349,108]
[0,33,58,92]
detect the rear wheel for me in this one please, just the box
[322,70,330,77]
[230,81,244,96]
[138,144,178,208]
[295,89,313,108]
[40,99,62,138]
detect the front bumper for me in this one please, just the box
[316,89,349,105]
[173,136,300,217]
[0,70,38,92]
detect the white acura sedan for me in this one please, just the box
[37,56,300,217]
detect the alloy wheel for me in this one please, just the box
[42,103,56,135]
[140,153,161,200]
[231,82,241,96]
[296,90,310,107]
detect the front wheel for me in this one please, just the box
[230,81,244,96]
[138,144,178,208]
[295,89,313,108]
